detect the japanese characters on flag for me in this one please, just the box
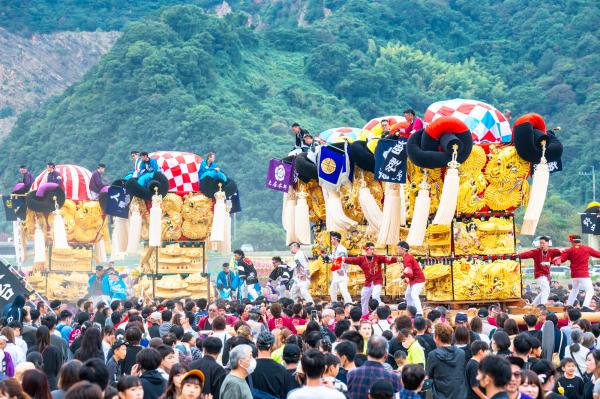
[374,138,408,183]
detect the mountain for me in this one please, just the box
[0,28,119,138]
[0,1,598,248]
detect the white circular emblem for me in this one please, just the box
[274,165,286,181]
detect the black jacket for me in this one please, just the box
[106,357,123,387]
[426,345,467,399]
[250,358,293,399]
[140,370,166,399]
[28,344,63,390]
[189,355,227,399]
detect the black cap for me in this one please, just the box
[49,300,61,309]
[47,162,56,167]
[283,344,301,358]
[112,339,127,351]
[98,163,106,168]
[398,241,410,251]
[369,380,394,397]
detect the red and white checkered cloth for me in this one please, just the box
[150,151,202,193]
[423,99,512,143]
[32,164,92,201]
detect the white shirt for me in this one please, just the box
[331,244,349,282]
[5,343,25,366]
[372,320,391,336]
[287,385,346,399]
[15,337,27,355]
[290,251,309,282]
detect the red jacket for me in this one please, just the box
[344,255,397,287]
[267,317,297,334]
[402,253,425,285]
[520,248,562,280]
[197,314,238,330]
[560,244,600,278]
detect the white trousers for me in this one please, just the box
[360,284,382,315]
[405,282,424,315]
[567,278,594,308]
[532,276,551,306]
[291,280,313,303]
[330,278,352,304]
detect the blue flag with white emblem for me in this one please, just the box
[317,144,349,190]
[106,186,131,218]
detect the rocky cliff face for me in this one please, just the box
[0,28,120,138]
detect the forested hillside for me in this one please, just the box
[1,1,598,248]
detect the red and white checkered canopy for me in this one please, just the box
[150,151,202,193]
[32,164,92,201]
[423,99,512,143]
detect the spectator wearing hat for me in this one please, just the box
[455,313,480,343]
[107,339,127,387]
[282,343,302,390]
[177,370,206,399]
[148,312,161,339]
[369,380,395,399]
[398,241,425,316]
[251,331,293,398]
[189,337,227,399]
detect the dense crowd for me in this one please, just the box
[3,287,600,399]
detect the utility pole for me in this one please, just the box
[579,165,596,202]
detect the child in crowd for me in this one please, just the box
[556,358,584,399]
[467,340,490,399]
[394,350,407,373]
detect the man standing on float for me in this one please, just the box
[519,236,560,305]
[398,241,425,316]
[329,232,352,305]
[343,242,397,314]
[554,234,600,309]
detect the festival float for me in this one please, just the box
[110,151,239,299]
[269,99,563,306]
[15,165,111,301]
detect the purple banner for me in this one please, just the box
[266,159,294,192]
